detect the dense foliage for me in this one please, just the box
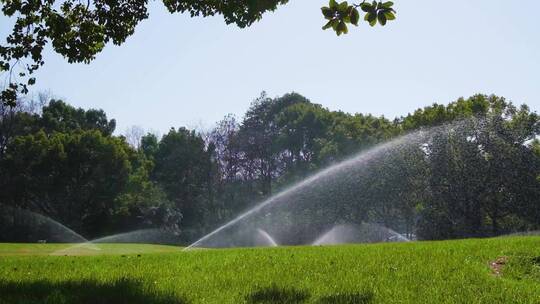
[0,92,539,242]
[0,99,178,241]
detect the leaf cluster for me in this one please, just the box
[360,0,395,27]
[321,0,395,35]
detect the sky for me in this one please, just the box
[1,0,539,135]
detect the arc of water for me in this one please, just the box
[51,229,166,255]
[368,223,410,242]
[312,223,410,245]
[1,205,89,243]
[32,213,89,243]
[87,229,163,244]
[185,129,430,250]
[257,229,278,247]
[312,226,345,246]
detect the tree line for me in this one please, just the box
[1,92,539,243]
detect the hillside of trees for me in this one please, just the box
[1,92,539,243]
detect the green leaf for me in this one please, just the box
[336,20,348,35]
[350,8,360,26]
[28,78,36,85]
[331,18,340,30]
[384,11,396,20]
[0,62,9,72]
[377,11,387,25]
[321,7,334,19]
[364,12,371,21]
[322,19,338,30]
[367,12,377,26]
[329,0,338,9]
[338,1,349,13]
[322,20,332,30]
[381,1,394,8]
[360,3,372,12]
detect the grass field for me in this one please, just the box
[0,243,183,256]
[1,237,540,303]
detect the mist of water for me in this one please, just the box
[256,229,278,247]
[90,229,175,244]
[186,125,441,250]
[0,205,89,243]
[4,118,508,251]
[312,224,409,245]
[51,228,181,255]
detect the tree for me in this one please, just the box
[0,129,133,236]
[421,124,488,239]
[414,96,540,239]
[152,127,214,240]
[1,98,116,159]
[237,92,309,195]
[40,100,116,135]
[318,112,397,163]
[275,102,331,174]
[0,99,183,240]
[140,133,160,160]
[0,93,53,159]
[208,114,242,182]
[124,125,146,149]
[0,0,396,106]
[0,99,37,158]
[114,151,181,233]
[2,93,539,243]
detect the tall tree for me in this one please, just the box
[415,96,540,239]
[40,100,116,135]
[0,129,133,236]
[152,127,214,239]
[237,92,309,195]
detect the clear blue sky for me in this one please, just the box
[1,0,539,134]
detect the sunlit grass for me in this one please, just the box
[1,237,540,303]
[0,243,182,256]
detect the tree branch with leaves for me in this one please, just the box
[321,0,396,35]
[0,0,396,106]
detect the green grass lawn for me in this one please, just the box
[1,237,540,303]
[0,243,183,256]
